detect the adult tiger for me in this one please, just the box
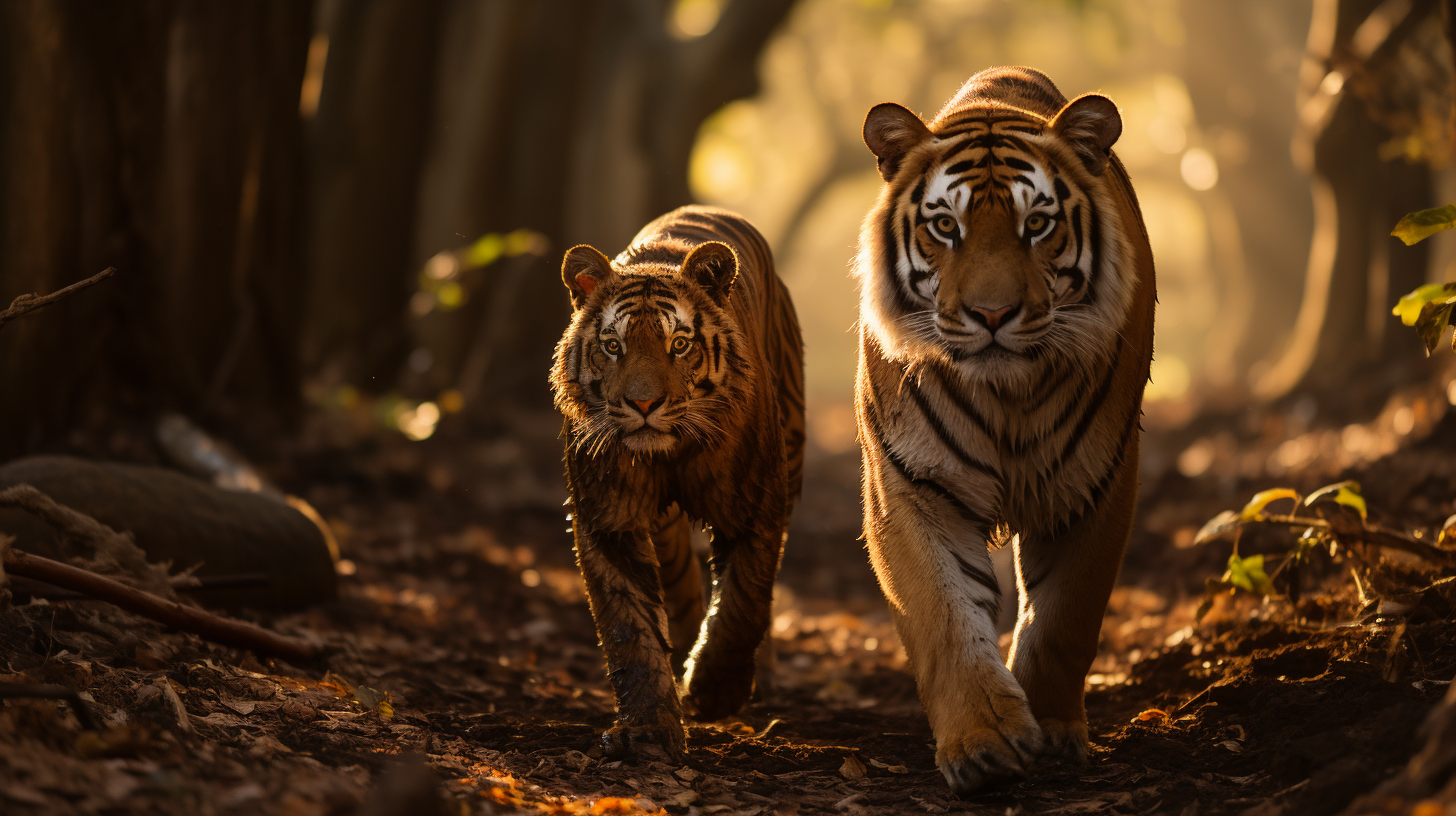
[551,205,804,760]
[854,67,1155,793]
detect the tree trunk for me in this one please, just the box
[0,0,312,458]
[305,0,445,389]
[1255,0,1439,403]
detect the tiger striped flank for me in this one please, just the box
[854,66,1156,795]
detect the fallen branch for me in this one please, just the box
[0,683,100,730]
[0,266,117,330]
[2,548,320,663]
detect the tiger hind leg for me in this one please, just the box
[680,514,786,720]
[1008,452,1138,763]
[652,505,706,674]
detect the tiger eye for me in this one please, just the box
[933,215,958,236]
[1025,213,1048,234]
[670,336,690,354]
[602,338,622,356]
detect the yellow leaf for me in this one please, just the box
[1240,488,1299,522]
[1392,205,1456,246]
[1393,283,1456,326]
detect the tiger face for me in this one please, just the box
[858,93,1136,387]
[552,242,746,456]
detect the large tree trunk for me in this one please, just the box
[1255,0,1439,404]
[305,0,444,388]
[0,0,313,458]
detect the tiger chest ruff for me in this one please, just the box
[858,111,1142,538]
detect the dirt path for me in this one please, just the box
[2,407,1455,815]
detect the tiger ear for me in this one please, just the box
[681,241,738,306]
[561,245,615,310]
[1049,93,1122,177]
[864,103,931,182]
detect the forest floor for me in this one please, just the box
[3,377,1456,816]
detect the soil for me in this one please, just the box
[3,386,1456,816]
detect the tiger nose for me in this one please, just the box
[967,304,1020,332]
[630,396,665,416]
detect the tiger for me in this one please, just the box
[550,205,805,760]
[853,66,1156,794]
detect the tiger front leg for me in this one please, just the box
[680,510,785,722]
[1009,454,1138,764]
[575,526,685,760]
[864,476,1042,794]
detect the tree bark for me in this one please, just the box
[0,0,312,458]
[305,0,445,389]
[1255,0,1439,403]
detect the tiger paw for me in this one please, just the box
[602,720,686,762]
[935,718,1044,796]
[1037,717,1089,764]
[680,657,755,721]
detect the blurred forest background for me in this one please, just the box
[3,0,1454,472]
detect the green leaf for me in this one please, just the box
[464,233,505,269]
[1224,553,1272,597]
[1392,205,1456,245]
[1240,488,1300,522]
[1304,481,1367,520]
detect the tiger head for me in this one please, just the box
[856,87,1137,387]
[551,241,747,456]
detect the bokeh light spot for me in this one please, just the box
[1180,148,1218,191]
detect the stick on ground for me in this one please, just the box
[3,548,320,663]
[0,683,101,730]
[0,267,117,330]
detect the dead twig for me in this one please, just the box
[2,548,320,663]
[0,267,117,331]
[0,683,101,730]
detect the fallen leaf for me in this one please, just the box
[353,686,395,720]
[1134,708,1168,724]
[839,754,868,781]
[673,767,701,783]
[159,680,192,734]
[222,700,256,716]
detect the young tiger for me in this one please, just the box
[854,67,1156,793]
[551,205,804,760]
